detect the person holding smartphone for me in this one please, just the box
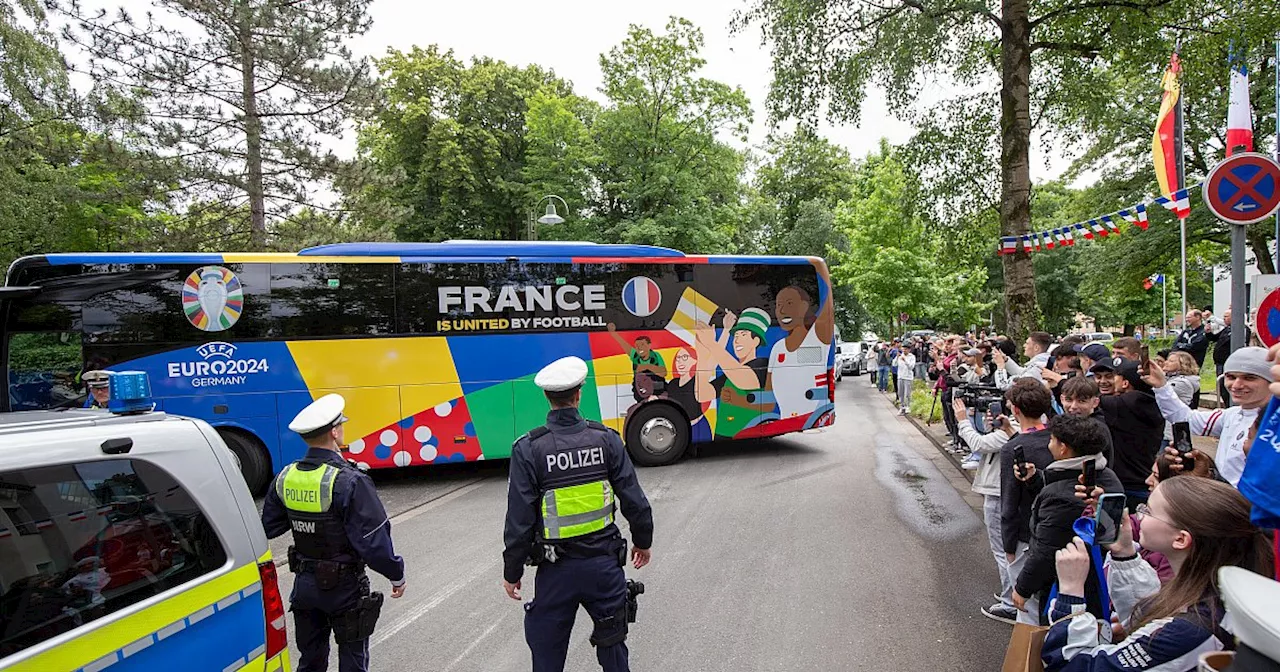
[1041,477,1274,671]
[996,380,1057,625]
[1009,415,1122,625]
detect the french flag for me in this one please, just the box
[68,511,87,522]
[1078,223,1094,240]
[0,527,11,540]
[96,505,114,516]
[1001,237,1018,255]
[1227,59,1253,155]
[622,277,661,318]
[35,519,54,530]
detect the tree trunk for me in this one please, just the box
[238,2,267,249]
[998,0,1038,345]
[1248,228,1277,276]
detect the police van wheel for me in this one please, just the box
[625,404,689,467]
[218,429,271,495]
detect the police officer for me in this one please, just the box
[261,394,406,672]
[503,356,655,672]
[83,371,111,409]
[1218,566,1280,671]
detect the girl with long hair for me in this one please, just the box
[1041,477,1274,671]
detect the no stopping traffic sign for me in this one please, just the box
[1203,152,1280,225]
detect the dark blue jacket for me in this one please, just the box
[261,447,405,585]
[503,408,654,584]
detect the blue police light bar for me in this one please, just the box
[107,371,156,415]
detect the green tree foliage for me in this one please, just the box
[357,46,576,242]
[734,0,1265,343]
[756,127,856,244]
[64,0,375,247]
[591,18,753,252]
[0,1,164,269]
[833,142,989,333]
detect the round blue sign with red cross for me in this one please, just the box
[1256,287,1280,347]
[1203,152,1280,225]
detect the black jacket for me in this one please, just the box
[1088,408,1114,467]
[1173,324,1209,366]
[1099,391,1164,493]
[1015,458,1124,621]
[999,429,1055,554]
[1207,325,1233,367]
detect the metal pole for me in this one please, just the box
[1274,35,1279,271]
[1232,223,1249,352]
[1163,279,1168,337]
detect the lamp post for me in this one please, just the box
[528,195,568,241]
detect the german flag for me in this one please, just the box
[1152,48,1189,219]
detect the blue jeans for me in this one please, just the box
[877,366,890,391]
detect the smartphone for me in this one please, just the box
[1172,421,1196,471]
[1082,460,1096,491]
[989,401,1004,419]
[1094,493,1127,545]
[1013,445,1026,479]
[1140,346,1151,374]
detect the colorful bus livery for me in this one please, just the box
[3,242,837,492]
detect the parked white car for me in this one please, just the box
[835,341,867,380]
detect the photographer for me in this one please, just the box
[954,347,996,385]
[952,396,1021,624]
[1142,346,1274,488]
[1002,332,1054,382]
[998,380,1056,625]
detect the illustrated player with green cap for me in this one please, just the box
[697,307,774,437]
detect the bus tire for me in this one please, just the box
[625,403,689,467]
[218,428,271,495]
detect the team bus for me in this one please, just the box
[3,241,836,492]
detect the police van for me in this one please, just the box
[0,372,289,671]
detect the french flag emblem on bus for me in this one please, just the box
[622,277,661,317]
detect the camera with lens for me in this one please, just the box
[957,383,1004,413]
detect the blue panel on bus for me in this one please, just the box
[398,256,576,265]
[111,341,307,397]
[299,242,686,259]
[45,253,225,265]
[447,332,594,395]
[704,255,817,265]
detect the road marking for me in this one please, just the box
[370,558,499,649]
[440,615,509,671]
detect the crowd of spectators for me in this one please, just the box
[868,316,1277,671]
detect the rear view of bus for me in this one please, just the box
[3,243,835,489]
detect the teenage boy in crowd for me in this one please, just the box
[1010,414,1122,624]
[997,379,1056,625]
[1091,357,1163,508]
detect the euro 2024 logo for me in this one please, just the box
[182,266,243,332]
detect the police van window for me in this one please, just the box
[6,332,84,411]
[0,459,227,659]
[271,263,395,337]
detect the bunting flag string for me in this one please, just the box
[996,184,1199,255]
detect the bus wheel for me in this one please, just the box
[218,429,271,495]
[625,403,689,467]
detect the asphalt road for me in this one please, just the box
[272,377,1009,671]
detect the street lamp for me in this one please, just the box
[528,195,569,240]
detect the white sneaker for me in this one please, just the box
[961,459,980,470]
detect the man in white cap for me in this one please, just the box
[82,370,111,409]
[502,356,654,672]
[1216,567,1280,671]
[260,394,406,672]
[1143,346,1275,487]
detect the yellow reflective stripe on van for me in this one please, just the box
[6,563,260,672]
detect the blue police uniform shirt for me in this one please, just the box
[502,407,654,584]
[262,447,406,585]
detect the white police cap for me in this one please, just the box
[534,356,588,393]
[83,370,111,387]
[288,393,348,437]
[1220,566,1280,664]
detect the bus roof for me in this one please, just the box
[29,241,823,267]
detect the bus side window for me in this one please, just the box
[7,332,84,410]
[271,263,394,337]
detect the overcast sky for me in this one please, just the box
[349,1,926,164]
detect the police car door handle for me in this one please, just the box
[100,437,133,455]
